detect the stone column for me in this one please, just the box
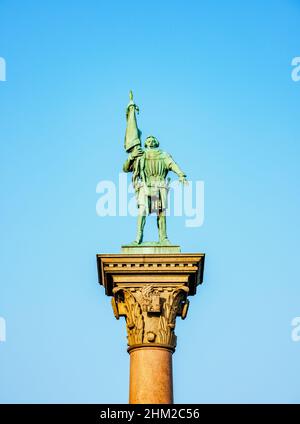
[129,346,173,404]
[97,253,205,404]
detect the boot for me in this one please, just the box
[157,213,170,245]
[134,214,146,244]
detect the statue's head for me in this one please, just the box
[145,136,159,149]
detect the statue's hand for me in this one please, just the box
[178,175,188,185]
[130,146,144,159]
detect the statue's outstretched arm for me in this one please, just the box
[165,154,186,178]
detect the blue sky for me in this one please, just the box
[0,0,300,403]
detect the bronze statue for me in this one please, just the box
[123,92,187,245]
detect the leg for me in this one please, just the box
[157,210,170,244]
[134,206,147,244]
[132,188,148,245]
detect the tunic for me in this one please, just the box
[123,148,185,214]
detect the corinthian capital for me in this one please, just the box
[97,253,205,352]
[111,284,189,350]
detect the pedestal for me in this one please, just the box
[97,252,205,404]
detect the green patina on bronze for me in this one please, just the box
[123,91,187,246]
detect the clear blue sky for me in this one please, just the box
[0,0,300,403]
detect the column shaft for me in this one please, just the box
[129,347,173,404]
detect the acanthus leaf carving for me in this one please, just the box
[112,285,190,349]
[112,287,144,345]
[157,286,189,347]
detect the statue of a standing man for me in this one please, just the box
[123,92,187,245]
